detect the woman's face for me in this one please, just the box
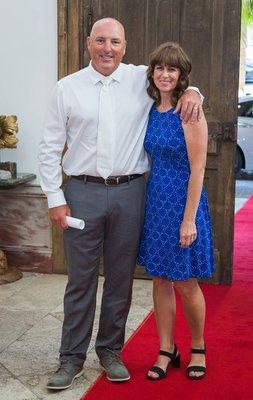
[153,64,181,95]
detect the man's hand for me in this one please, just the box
[49,204,71,229]
[174,89,203,124]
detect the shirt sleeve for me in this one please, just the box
[186,86,204,103]
[38,82,68,208]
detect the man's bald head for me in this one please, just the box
[90,18,126,41]
[87,18,127,76]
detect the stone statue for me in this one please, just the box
[0,116,23,284]
[0,249,23,285]
[0,249,8,275]
[0,115,19,148]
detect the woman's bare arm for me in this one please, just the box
[180,116,208,247]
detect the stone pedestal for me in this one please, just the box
[0,185,53,273]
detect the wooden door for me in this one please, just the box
[55,0,241,283]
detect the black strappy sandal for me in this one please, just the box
[146,344,181,381]
[187,347,206,380]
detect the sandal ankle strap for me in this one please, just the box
[159,344,178,360]
[191,347,206,355]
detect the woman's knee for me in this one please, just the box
[153,276,172,289]
[174,279,199,299]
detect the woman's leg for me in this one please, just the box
[148,277,177,378]
[174,278,206,378]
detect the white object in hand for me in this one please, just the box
[66,216,85,230]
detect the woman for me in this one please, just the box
[138,42,215,381]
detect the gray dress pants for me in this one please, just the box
[59,175,146,367]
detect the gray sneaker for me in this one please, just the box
[99,351,130,382]
[46,361,84,390]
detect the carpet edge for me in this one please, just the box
[80,309,154,399]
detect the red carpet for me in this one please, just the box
[81,196,253,400]
[233,196,253,281]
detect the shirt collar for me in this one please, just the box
[88,62,122,85]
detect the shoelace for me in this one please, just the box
[103,351,122,366]
[57,362,75,376]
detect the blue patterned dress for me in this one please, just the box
[138,106,215,281]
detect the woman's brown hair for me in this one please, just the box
[147,42,192,107]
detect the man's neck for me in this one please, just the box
[90,61,120,77]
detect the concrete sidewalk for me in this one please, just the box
[0,186,252,400]
[0,273,153,400]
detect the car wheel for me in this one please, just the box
[235,147,244,173]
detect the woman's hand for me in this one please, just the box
[179,220,197,248]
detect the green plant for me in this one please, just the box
[242,0,253,26]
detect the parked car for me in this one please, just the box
[245,59,253,84]
[236,95,253,172]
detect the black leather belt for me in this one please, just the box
[72,174,143,186]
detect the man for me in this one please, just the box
[39,18,203,390]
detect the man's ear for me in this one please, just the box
[87,36,91,50]
[123,41,127,56]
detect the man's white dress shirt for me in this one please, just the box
[38,62,201,208]
[39,63,153,208]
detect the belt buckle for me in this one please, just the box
[105,176,120,185]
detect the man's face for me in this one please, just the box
[87,20,126,76]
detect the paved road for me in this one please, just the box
[236,178,253,198]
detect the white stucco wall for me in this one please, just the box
[0,0,57,184]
